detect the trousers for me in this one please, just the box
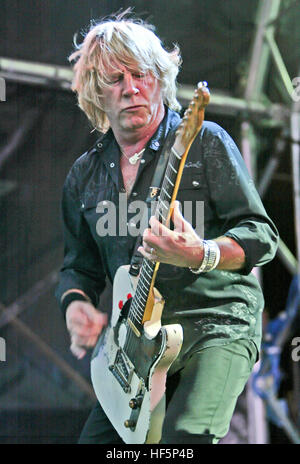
[79,338,258,444]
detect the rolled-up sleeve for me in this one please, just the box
[55,167,106,316]
[202,123,279,275]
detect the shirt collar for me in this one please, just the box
[93,106,181,155]
[148,106,181,152]
[91,107,181,189]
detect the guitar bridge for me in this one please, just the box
[109,349,134,393]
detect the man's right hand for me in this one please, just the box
[66,301,108,359]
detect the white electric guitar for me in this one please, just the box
[91,82,210,444]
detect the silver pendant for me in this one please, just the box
[129,152,142,165]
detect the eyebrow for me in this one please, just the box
[105,71,123,82]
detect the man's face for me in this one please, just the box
[100,62,164,136]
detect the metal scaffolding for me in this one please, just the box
[236,0,300,444]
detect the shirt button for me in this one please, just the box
[110,162,115,168]
[192,180,200,187]
[140,159,145,164]
[81,203,85,209]
[132,192,138,197]
[97,142,103,149]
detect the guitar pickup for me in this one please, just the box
[109,349,134,393]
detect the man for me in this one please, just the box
[55,12,279,444]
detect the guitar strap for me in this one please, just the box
[129,122,180,276]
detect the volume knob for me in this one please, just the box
[124,419,136,428]
[129,395,143,409]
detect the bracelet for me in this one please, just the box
[189,240,220,274]
[189,240,210,274]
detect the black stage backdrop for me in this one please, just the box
[0,0,299,444]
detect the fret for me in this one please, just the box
[140,270,151,285]
[171,146,181,159]
[126,309,143,333]
[128,309,142,326]
[142,261,153,273]
[129,302,143,320]
[143,267,154,281]
[135,277,149,294]
[139,274,150,290]
[130,302,143,322]
[136,292,147,304]
[160,200,169,212]
[169,163,177,174]
[165,174,174,187]
[156,209,167,223]
[137,285,148,300]
[138,284,149,299]
[162,186,171,199]
[145,260,155,270]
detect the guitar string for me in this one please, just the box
[129,260,153,321]
[124,259,153,343]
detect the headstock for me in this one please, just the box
[173,81,210,156]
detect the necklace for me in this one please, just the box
[121,148,145,165]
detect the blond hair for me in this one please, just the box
[69,12,182,133]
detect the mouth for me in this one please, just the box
[122,105,144,112]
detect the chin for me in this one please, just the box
[123,116,149,131]
[122,107,151,126]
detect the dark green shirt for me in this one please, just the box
[56,108,279,366]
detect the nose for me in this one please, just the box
[122,72,139,97]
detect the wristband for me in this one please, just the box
[189,240,220,274]
[61,291,90,315]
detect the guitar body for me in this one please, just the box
[91,265,183,444]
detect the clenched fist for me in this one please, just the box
[66,301,107,359]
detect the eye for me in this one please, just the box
[132,72,145,79]
[107,74,124,85]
